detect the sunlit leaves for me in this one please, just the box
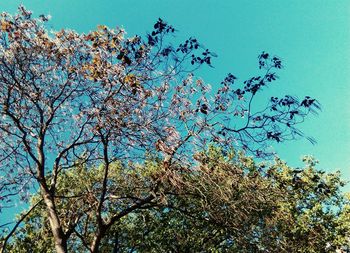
[0,6,322,252]
[6,151,350,252]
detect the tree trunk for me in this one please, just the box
[36,136,67,252]
[42,189,67,253]
[90,233,103,253]
[112,232,119,253]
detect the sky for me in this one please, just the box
[0,1,349,187]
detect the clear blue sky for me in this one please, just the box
[1,1,350,186]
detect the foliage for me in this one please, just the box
[0,6,320,252]
[5,149,350,252]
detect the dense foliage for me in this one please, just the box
[4,148,350,252]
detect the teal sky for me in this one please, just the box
[1,1,350,187]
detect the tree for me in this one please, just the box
[5,148,350,252]
[0,6,320,253]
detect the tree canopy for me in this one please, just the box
[4,148,350,252]
[0,6,326,253]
